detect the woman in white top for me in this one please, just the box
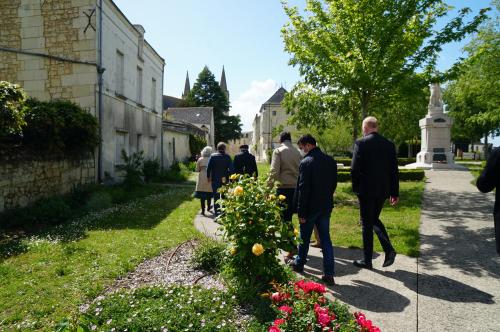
[193,146,214,215]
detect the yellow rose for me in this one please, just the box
[252,243,264,256]
[278,195,286,201]
[230,174,238,181]
[269,194,276,200]
[230,247,237,256]
[294,228,299,237]
[234,186,244,196]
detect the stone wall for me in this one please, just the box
[0,157,95,212]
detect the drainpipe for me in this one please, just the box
[160,65,164,169]
[97,0,104,182]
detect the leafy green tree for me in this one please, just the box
[0,81,27,140]
[281,0,489,140]
[444,3,500,156]
[185,66,242,143]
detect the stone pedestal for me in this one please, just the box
[406,83,465,170]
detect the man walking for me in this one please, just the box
[207,142,233,217]
[351,116,398,269]
[269,132,302,261]
[290,134,337,285]
[233,144,258,178]
[476,147,500,255]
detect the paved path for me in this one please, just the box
[194,170,500,332]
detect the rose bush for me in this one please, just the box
[218,174,299,287]
[267,279,380,332]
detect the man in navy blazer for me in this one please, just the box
[351,116,399,269]
[233,144,258,178]
[207,142,233,217]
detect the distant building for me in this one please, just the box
[165,107,215,147]
[252,87,296,161]
[227,131,253,156]
[162,119,206,167]
[0,0,165,180]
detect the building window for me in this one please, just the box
[115,51,124,95]
[272,111,277,116]
[136,67,143,104]
[151,78,157,111]
[115,131,128,166]
[136,133,142,152]
[149,136,157,159]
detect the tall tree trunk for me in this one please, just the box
[360,91,370,120]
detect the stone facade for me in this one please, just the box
[227,131,253,157]
[252,87,296,161]
[0,156,95,212]
[0,0,165,181]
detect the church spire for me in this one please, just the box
[182,71,190,99]
[220,66,229,100]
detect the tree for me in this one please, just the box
[444,3,500,157]
[281,0,489,140]
[0,81,27,140]
[185,66,242,143]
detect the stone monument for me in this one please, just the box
[406,82,461,169]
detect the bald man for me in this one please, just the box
[351,116,399,269]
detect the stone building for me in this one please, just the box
[162,119,206,167]
[252,87,296,161]
[227,131,253,156]
[165,107,215,147]
[0,0,165,181]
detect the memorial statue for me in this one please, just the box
[429,82,443,108]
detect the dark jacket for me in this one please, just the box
[476,147,500,254]
[207,152,233,184]
[233,150,258,177]
[351,132,399,198]
[294,147,337,218]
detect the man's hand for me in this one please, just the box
[299,217,306,224]
[390,196,399,206]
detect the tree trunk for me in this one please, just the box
[484,133,489,160]
[360,92,370,120]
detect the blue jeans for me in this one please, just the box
[295,212,335,276]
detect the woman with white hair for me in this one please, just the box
[194,146,214,215]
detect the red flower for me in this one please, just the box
[294,280,327,294]
[274,318,286,326]
[271,292,282,302]
[318,313,332,327]
[268,326,281,332]
[278,305,293,316]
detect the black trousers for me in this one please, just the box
[358,196,395,262]
[277,188,295,222]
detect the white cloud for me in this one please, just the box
[230,79,278,132]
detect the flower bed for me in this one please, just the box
[267,279,380,332]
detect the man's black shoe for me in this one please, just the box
[321,275,335,286]
[383,251,396,267]
[288,260,304,273]
[353,260,373,270]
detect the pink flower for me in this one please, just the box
[294,280,327,294]
[268,326,281,332]
[278,305,293,316]
[271,292,282,302]
[274,318,285,326]
[318,313,332,327]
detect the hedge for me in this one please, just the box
[335,157,416,167]
[337,169,424,182]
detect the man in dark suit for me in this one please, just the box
[207,142,233,217]
[351,116,398,269]
[476,147,500,255]
[233,144,258,178]
[290,134,337,285]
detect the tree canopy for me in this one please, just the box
[444,2,500,149]
[185,66,242,143]
[281,0,489,140]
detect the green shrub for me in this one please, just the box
[335,157,416,167]
[189,134,207,157]
[0,81,27,139]
[154,162,191,183]
[119,150,144,187]
[191,238,228,273]
[337,171,351,182]
[142,159,160,182]
[397,157,416,166]
[335,158,352,167]
[77,285,239,331]
[219,175,299,290]
[337,169,424,182]
[30,196,72,226]
[23,99,98,157]
[184,160,197,172]
[84,192,113,212]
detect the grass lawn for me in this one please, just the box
[0,186,200,330]
[257,162,424,257]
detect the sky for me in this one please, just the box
[114,0,497,145]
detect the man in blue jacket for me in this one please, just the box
[290,134,337,285]
[207,142,233,217]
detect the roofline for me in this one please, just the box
[106,0,165,64]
